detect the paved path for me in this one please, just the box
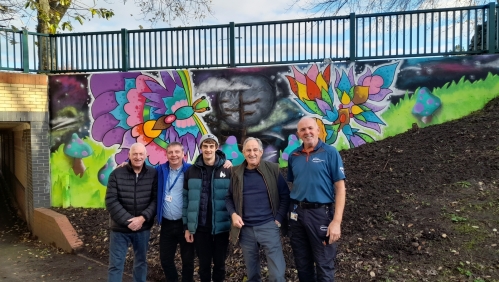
[0,173,132,281]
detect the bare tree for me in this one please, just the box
[0,0,24,28]
[128,0,213,26]
[293,0,495,16]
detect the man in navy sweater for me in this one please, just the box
[226,137,290,282]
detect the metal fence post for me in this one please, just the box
[229,22,236,67]
[22,30,30,73]
[121,28,129,72]
[487,2,496,53]
[349,13,356,61]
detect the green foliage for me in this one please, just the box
[51,138,116,208]
[455,181,471,188]
[450,214,468,223]
[381,74,499,138]
[457,266,472,277]
[385,211,395,222]
[23,0,115,34]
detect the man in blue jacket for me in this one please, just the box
[156,142,194,282]
[183,134,232,282]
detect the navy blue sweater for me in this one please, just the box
[242,168,274,226]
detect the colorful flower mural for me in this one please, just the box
[286,63,399,148]
[89,70,209,165]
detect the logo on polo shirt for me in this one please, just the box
[220,171,226,178]
[340,167,344,174]
[312,157,325,163]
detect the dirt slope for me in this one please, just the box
[55,97,499,281]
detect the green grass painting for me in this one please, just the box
[51,138,117,208]
[381,73,499,138]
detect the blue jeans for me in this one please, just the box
[289,205,337,282]
[108,229,151,282]
[239,220,286,282]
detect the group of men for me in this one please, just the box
[105,116,346,282]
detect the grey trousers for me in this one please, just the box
[239,220,286,282]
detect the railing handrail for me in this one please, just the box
[0,2,497,73]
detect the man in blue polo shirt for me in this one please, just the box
[287,117,346,282]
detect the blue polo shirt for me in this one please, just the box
[287,140,345,203]
[162,165,184,220]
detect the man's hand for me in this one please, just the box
[185,230,194,243]
[116,162,127,169]
[231,213,244,228]
[275,220,281,228]
[127,216,145,231]
[326,221,341,244]
[223,160,233,169]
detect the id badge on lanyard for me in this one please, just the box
[166,168,182,203]
[290,204,298,221]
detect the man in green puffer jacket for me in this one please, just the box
[182,134,231,282]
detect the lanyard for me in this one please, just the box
[167,167,182,194]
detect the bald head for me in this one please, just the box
[297,117,318,129]
[129,143,147,171]
[297,117,320,150]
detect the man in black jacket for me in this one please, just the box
[105,143,157,282]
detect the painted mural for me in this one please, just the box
[49,54,499,207]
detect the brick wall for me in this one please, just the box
[13,124,29,188]
[0,73,47,112]
[32,208,83,253]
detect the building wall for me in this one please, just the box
[11,124,30,219]
[0,72,50,228]
[0,74,48,112]
[13,124,30,188]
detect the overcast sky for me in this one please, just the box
[16,0,313,32]
[13,0,490,33]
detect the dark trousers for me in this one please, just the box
[193,230,230,282]
[160,219,195,282]
[289,205,338,282]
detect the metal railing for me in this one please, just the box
[0,2,497,73]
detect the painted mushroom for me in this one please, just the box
[412,87,442,124]
[98,157,116,186]
[220,136,245,166]
[63,133,93,177]
[281,134,301,162]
